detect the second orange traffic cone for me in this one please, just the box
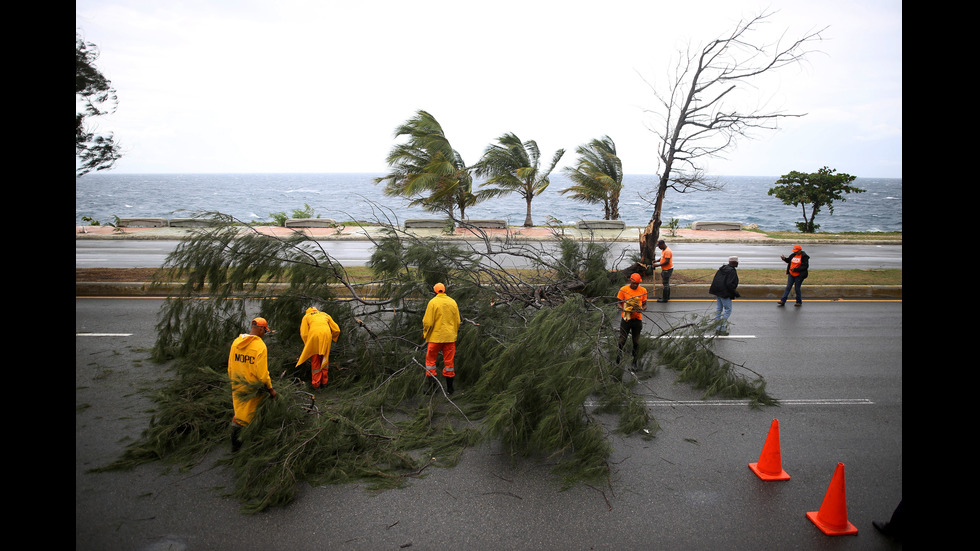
[806,462,858,535]
[749,418,790,481]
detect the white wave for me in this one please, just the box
[75,173,903,232]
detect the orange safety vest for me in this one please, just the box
[788,253,803,277]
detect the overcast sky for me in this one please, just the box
[76,0,902,178]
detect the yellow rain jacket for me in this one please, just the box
[296,308,340,366]
[228,333,272,426]
[422,293,461,343]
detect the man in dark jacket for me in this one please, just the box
[708,256,740,334]
[778,245,810,307]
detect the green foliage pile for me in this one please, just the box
[649,316,777,407]
[98,216,774,513]
[465,296,647,488]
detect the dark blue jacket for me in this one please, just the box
[709,264,740,299]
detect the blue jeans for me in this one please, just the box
[780,274,804,304]
[715,297,733,332]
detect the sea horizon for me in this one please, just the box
[76,172,902,233]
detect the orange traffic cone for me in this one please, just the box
[806,462,858,535]
[749,419,790,481]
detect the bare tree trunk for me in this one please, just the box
[639,218,660,265]
[639,173,671,264]
[637,10,824,261]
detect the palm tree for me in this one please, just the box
[375,110,476,219]
[560,136,624,220]
[474,132,565,227]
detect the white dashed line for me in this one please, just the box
[656,335,756,339]
[640,398,874,407]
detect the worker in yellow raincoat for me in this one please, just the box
[228,317,277,452]
[296,306,340,389]
[422,282,461,394]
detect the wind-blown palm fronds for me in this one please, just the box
[474,132,565,227]
[375,110,477,219]
[561,136,624,220]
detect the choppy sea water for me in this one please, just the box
[75,173,901,233]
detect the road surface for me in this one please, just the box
[76,239,903,270]
[76,297,902,550]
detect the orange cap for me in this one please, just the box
[792,245,802,252]
[433,283,446,294]
[252,317,272,331]
[630,273,642,283]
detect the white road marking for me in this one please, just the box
[640,398,874,407]
[656,335,756,339]
[76,333,133,337]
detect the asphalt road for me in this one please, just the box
[76,297,902,550]
[76,240,903,270]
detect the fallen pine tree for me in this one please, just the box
[93,213,776,513]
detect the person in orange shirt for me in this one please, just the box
[652,239,674,302]
[616,272,648,367]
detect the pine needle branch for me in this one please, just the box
[104,211,776,512]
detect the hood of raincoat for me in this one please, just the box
[234,334,261,350]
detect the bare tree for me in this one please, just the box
[636,11,826,266]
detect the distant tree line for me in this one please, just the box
[377,11,828,245]
[78,11,835,239]
[375,110,626,227]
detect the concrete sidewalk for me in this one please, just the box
[75,222,901,245]
[75,223,750,243]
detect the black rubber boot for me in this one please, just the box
[446,377,455,395]
[231,424,242,453]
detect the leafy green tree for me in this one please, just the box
[560,136,624,220]
[768,166,864,233]
[473,133,565,227]
[76,33,121,176]
[375,110,476,220]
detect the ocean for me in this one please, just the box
[75,173,902,233]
